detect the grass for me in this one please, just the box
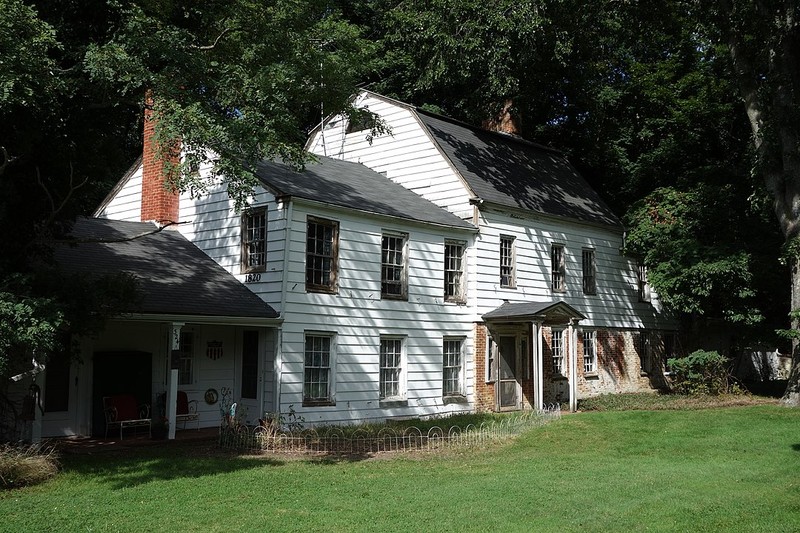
[1,405,798,532]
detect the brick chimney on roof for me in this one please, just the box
[141,92,180,223]
[482,99,521,136]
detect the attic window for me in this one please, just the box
[346,107,372,134]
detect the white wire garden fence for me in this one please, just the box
[218,405,562,454]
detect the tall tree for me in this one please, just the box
[0,0,374,377]
[700,0,800,404]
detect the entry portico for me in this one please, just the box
[482,301,585,412]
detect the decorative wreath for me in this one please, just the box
[204,388,219,405]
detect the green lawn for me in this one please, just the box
[2,405,799,532]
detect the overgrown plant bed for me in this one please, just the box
[0,444,59,490]
[578,391,776,411]
[219,408,562,454]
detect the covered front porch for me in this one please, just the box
[479,301,585,413]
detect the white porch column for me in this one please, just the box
[568,319,578,413]
[167,323,184,440]
[532,321,543,411]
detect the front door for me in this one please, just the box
[235,330,260,424]
[497,335,521,410]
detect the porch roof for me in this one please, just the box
[54,217,279,320]
[482,301,585,325]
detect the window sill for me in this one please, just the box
[379,399,408,408]
[583,372,599,379]
[306,286,338,295]
[443,395,468,405]
[552,375,568,381]
[302,399,335,407]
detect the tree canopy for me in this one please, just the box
[0,0,375,376]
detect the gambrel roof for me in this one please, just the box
[255,157,476,231]
[55,218,279,320]
[414,108,622,229]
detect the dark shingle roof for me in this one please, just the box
[415,110,622,229]
[254,157,475,230]
[482,301,586,322]
[55,218,278,319]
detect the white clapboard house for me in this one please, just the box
[11,90,675,439]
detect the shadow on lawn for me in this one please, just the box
[60,446,285,490]
[792,444,800,452]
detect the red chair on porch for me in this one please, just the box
[103,395,151,440]
[175,391,200,430]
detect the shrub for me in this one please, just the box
[667,350,734,395]
[0,444,59,490]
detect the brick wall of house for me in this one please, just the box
[473,323,495,412]
[475,322,674,411]
[141,94,180,223]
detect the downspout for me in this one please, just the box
[275,196,293,414]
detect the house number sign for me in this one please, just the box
[245,273,261,283]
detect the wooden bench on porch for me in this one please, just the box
[103,394,151,439]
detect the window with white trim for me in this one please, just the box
[178,331,194,386]
[304,333,334,405]
[444,240,466,302]
[583,330,597,373]
[381,232,408,299]
[486,336,496,383]
[443,338,465,397]
[551,329,564,374]
[637,262,651,302]
[306,217,339,293]
[552,244,566,292]
[380,337,405,400]
[241,208,267,273]
[582,249,596,295]
[500,236,516,288]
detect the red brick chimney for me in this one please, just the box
[141,92,180,223]
[482,99,521,136]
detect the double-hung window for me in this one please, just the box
[639,329,652,373]
[443,338,465,397]
[380,337,405,400]
[241,208,267,273]
[381,232,408,299]
[551,244,566,292]
[500,235,516,288]
[444,240,466,302]
[637,261,651,302]
[583,330,597,374]
[306,217,339,293]
[304,333,335,405]
[582,248,596,295]
[551,329,564,375]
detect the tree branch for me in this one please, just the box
[193,27,233,50]
[49,220,188,245]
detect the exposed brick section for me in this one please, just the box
[473,323,495,412]
[141,94,180,223]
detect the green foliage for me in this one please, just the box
[667,350,735,395]
[624,185,775,325]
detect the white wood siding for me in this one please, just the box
[277,202,475,425]
[308,93,474,219]
[96,165,143,221]
[474,209,668,330]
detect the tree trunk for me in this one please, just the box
[783,257,800,405]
